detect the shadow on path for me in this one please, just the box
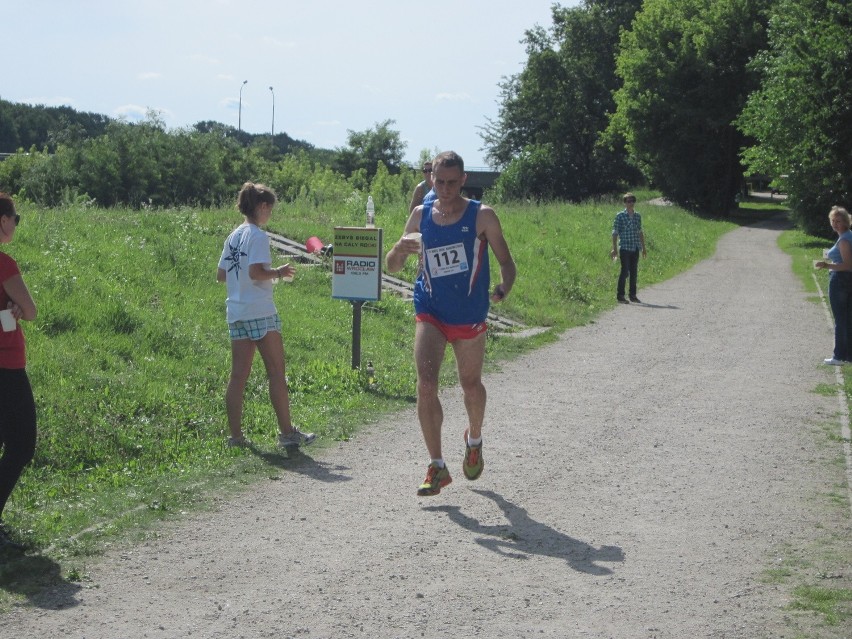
[0,552,82,610]
[626,302,679,310]
[690,205,792,229]
[246,445,353,484]
[423,489,624,575]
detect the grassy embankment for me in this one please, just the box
[1,191,741,596]
[775,209,852,633]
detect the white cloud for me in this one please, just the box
[138,72,161,81]
[190,54,220,65]
[261,36,295,48]
[114,104,148,121]
[434,92,473,102]
[360,84,385,95]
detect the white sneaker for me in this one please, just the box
[277,428,316,449]
[823,358,845,366]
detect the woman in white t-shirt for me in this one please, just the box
[217,182,315,451]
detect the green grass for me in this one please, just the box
[775,220,852,635]
[0,193,736,601]
[790,586,852,627]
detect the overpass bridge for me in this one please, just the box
[461,167,500,200]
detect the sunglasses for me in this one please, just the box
[625,199,636,203]
[3,214,19,226]
[422,168,432,173]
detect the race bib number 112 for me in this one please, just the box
[425,242,468,278]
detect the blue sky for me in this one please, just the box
[5,0,576,168]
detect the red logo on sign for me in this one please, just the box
[334,260,346,274]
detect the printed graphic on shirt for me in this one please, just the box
[425,242,469,278]
[224,239,247,279]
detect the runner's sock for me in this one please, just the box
[431,458,445,469]
[467,435,482,447]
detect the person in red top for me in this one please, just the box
[0,193,37,551]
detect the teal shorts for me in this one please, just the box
[228,314,282,341]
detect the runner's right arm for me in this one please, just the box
[386,207,423,273]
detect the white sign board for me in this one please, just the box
[331,227,383,302]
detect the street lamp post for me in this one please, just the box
[269,86,275,140]
[238,80,247,131]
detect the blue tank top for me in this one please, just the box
[827,230,852,265]
[413,199,490,324]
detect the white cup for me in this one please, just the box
[272,265,294,283]
[0,309,16,332]
[403,232,422,248]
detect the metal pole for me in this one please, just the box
[238,80,247,131]
[269,86,275,140]
[351,300,363,369]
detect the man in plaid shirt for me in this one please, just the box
[610,192,647,303]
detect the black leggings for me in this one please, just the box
[0,368,36,521]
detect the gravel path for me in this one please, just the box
[4,217,850,638]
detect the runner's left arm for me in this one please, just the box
[479,206,516,301]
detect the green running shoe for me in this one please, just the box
[417,462,452,496]
[462,429,484,480]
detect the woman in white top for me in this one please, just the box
[217,182,315,450]
[816,206,852,365]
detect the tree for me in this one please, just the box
[194,120,251,146]
[0,146,38,194]
[334,119,406,179]
[737,0,852,235]
[74,113,168,207]
[76,134,122,207]
[157,129,232,206]
[481,0,643,202]
[488,144,563,203]
[0,98,111,152]
[609,0,770,214]
[0,108,20,153]
[19,146,79,207]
